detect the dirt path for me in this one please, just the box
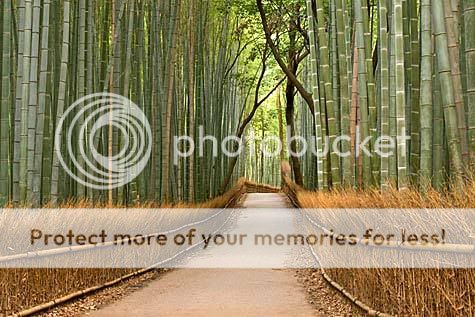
[85,269,318,317]
[83,193,355,317]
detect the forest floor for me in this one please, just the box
[39,193,357,317]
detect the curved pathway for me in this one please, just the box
[85,193,354,317]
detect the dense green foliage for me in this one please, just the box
[260,0,475,191]
[1,0,474,206]
[0,0,279,206]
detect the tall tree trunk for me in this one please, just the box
[443,0,468,165]
[161,0,180,203]
[394,0,409,190]
[433,0,464,190]
[316,0,341,187]
[354,0,373,188]
[285,77,304,186]
[420,0,433,190]
[19,0,33,202]
[465,0,475,167]
[76,0,86,200]
[306,0,324,189]
[335,0,352,187]
[0,0,12,204]
[379,0,390,189]
[409,0,421,183]
[51,1,71,204]
[187,0,195,202]
[33,0,50,204]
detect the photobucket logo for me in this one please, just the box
[55,93,152,190]
[173,126,410,164]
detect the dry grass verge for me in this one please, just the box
[0,179,248,316]
[243,180,280,193]
[284,177,475,316]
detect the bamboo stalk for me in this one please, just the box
[306,0,324,190]
[354,0,372,188]
[394,0,409,190]
[316,0,341,188]
[465,0,475,166]
[0,0,12,204]
[433,0,465,190]
[379,0,390,190]
[51,1,71,204]
[420,0,433,191]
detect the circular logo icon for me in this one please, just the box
[55,93,152,190]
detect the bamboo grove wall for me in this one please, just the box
[299,0,475,191]
[0,0,257,206]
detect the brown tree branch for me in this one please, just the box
[220,44,285,193]
[256,0,314,114]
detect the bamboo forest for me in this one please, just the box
[1,1,475,317]
[0,0,473,206]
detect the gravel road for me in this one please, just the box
[40,193,357,316]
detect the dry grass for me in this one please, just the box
[297,185,475,209]
[0,179,247,316]
[325,268,475,317]
[288,178,475,317]
[0,268,138,315]
[243,180,280,193]
[34,178,248,209]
